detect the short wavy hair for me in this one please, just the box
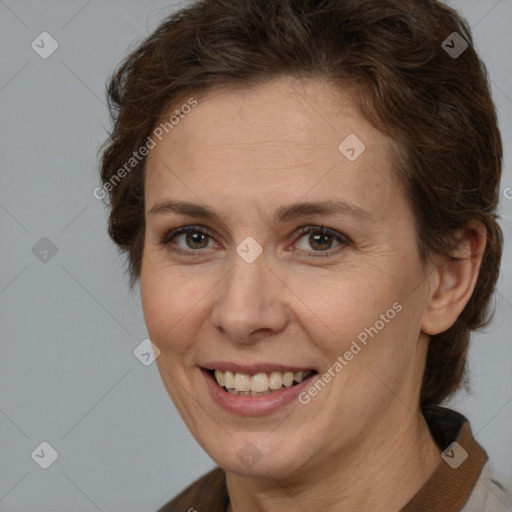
[98,0,503,406]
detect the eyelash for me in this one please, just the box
[158,224,351,258]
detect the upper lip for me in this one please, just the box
[202,362,316,374]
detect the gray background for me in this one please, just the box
[0,0,511,510]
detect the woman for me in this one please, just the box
[98,0,512,510]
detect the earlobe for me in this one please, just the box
[421,221,487,336]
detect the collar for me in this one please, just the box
[159,405,487,511]
[400,404,488,511]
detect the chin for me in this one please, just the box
[204,431,315,479]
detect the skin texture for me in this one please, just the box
[140,78,486,512]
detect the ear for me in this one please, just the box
[421,220,487,336]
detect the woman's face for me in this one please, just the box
[141,78,433,478]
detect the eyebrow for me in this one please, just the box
[148,199,374,224]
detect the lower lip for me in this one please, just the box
[201,368,317,416]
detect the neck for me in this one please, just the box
[226,404,442,512]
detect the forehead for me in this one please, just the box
[150,79,380,157]
[144,79,398,222]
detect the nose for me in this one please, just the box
[210,249,289,345]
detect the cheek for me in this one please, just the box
[290,268,418,401]
[140,258,201,355]
[285,270,401,352]
[140,235,419,364]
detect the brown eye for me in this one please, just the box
[294,226,350,257]
[160,226,215,252]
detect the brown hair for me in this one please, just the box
[98,0,503,406]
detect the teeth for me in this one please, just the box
[234,373,250,392]
[250,373,269,392]
[268,371,282,390]
[212,369,313,394]
[282,372,294,387]
[224,371,234,389]
[214,370,225,387]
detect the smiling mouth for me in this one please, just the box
[207,369,318,396]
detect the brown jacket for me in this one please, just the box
[157,405,512,511]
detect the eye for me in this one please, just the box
[159,224,351,258]
[159,226,216,254]
[293,225,350,257]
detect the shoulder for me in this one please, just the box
[156,466,228,512]
[462,462,512,512]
